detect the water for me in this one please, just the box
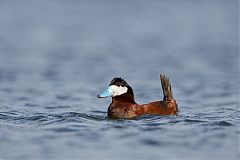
[0,0,239,160]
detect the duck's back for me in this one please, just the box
[142,99,178,115]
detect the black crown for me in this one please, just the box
[109,77,130,87]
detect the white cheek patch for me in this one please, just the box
[109,85,128,97]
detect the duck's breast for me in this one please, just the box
[108,103,145,119]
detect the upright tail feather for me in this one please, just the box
[160,74,173,101]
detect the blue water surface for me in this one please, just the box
[0,0,239,160]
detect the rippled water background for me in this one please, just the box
[0,0,239,160]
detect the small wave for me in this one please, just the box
[184,118,206,123]
[0,113,12,120]
[214,121,234,126]
[135,114,163,120]
[50,127,79,133]
[24,103,40,107]
[89,110,107,114]
[141,139,162,146]
[0,113,50,124]
[22,115,48,121]
[53,112,107,121]
[0,111,107,126]
[45,105,70,109]
[0,110,21,115]
[183,116,234,126]
[56,95,71,100]
[15,96,30,101]
[41,119,65,125]
[199,120,235,127]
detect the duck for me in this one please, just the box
[97,74,178,119]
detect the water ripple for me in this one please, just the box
[213,121,234,126]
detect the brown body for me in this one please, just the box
[108,99,178,119]
[104,74,178,119]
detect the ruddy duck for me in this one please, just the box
[97,74,178,119]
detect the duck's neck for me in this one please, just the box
[112,93,136,104]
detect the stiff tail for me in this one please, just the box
[160,74,173,101]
